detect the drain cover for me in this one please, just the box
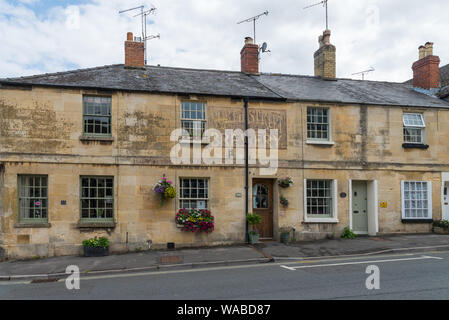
[159,255,181,264]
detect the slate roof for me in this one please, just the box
[1,64,449,108]
[254,74,449,108]
[0,64,281,100]
[441,64,449,88]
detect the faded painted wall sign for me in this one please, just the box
[208,107,287,149]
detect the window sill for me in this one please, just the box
[14,223,51,228]
[401,219,433,223]
[306,140,335,146]
[179,140,210,146]
[79,135,114,142]
[303,218,339,224]
[402,143,429,149]
[76,221,116,229]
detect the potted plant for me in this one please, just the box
[82,237,110,257]
[279,227,292,244]
[278,177,294,188]
[153,176,176,206]
[433,220,449,234]
[246,213,262,244]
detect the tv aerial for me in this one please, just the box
[237,10,269,44]
[304,0,329,30]
[352,67,375,80]
[119,4,160,65]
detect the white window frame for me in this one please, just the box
[403,113,425,144]
[181,101,207,138]
[303,179,339,223]
[306,107,334,145]
[179,178,209,210]
[401,181,432,220]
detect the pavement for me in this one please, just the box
[1,233,449,281]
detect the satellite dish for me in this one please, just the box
[260,42,271,54]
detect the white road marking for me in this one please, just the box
[274,244,449,261]
[0,252,445,286]
[280,255,443,271]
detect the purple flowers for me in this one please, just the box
[153,176,177,206]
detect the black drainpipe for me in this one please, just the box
[244,97,249,243]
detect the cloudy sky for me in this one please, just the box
[1,0,448,82]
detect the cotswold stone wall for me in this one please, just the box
[0,86,447,258]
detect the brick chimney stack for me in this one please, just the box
[125,32,145,68]
[314,30,336,79]
[240,37,259,74]
[412,42,440,90]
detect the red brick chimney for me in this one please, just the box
[240,37,259,74]
[125,32,145,68]
[412,42,440,90]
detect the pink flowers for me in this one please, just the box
[176,209,215,233]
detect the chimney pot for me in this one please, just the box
[322,29,331,45]
[127,32,133,41]
[245,37,254,45]
[418,45,426,60]
[425,42,434,56]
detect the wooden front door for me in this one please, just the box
[252,179,273,239]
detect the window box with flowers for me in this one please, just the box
[153,176,177,206]
[175,208,215,233]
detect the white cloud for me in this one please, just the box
[0,0,448,82]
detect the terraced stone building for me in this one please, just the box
[1,31,449,259]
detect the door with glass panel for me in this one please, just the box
[444,182,449,221]
[252,179,273,239]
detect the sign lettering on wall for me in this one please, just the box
[208,108,288,149]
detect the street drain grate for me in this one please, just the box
[30,278,60,284]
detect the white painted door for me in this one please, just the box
[352,181,368,233]
[443,182,449,220]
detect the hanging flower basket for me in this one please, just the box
[153,176,176,206]
[278,177,294,188]
[280,196,289,207]
[175,208,215,233]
